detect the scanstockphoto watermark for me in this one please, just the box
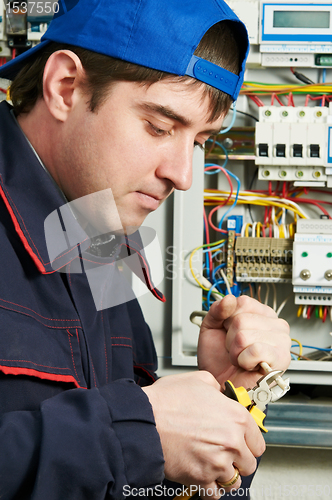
[123,484,251,497]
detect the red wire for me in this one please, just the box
[248,95,264,107]
[285,197,332,218]
[203,208,213,273]
[323,306,328,323]
[271,93,284,106]
[287,93,295,107]
[307,306,312,320]
[205,165,233,234]
[208,206,228,233]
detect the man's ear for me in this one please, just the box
[42,50,85,122]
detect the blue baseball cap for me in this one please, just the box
[0,0,249,101]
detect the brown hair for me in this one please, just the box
[10,21,241,120]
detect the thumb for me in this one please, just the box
[201,294,237,331]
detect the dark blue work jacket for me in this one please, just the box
[0,101,165,499]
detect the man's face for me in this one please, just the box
[55,79,225,233]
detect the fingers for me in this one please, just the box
[201,294,237,331]
[224,312,291,370]
[236,339,291,372]
[142,371,265,494]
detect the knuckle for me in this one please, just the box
[198,370,218,386]
[278,318,290,334]
[237,295,252,309]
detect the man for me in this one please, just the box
[0,0,291,499]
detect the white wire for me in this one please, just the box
[271,283,277,312]
[302,304,308,319]
[204,191,310,219]
[264,283,270,306]
[219,268,232,295]
[276,295,292,316]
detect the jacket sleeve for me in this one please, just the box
[0,375,164,500]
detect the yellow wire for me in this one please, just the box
[245,223,251,237]
[241,81,332,95]
[189,240,226,291]
[291,338,303,359]
[289,223,296,238]
[204,198,305,219]
[256,222,262,237]
[297,305,303,317]
[319,305,323,319]
[279,225,285,238]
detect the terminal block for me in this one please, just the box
[235,237,293,282]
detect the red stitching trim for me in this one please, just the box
[89,355,97,388]
[67,329,80,383]
[112,343,132,347]
[134,365,156,382]
[0,303,82,330]
[119,243,165,302]
[111,336,132,340]
[0,297,82,324]
[80,256,115,266]
[0,182,45,273]
[0,358,70,370]
[0,176,88,272]
[0,365,82,388]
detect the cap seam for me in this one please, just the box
[123,0,144,60]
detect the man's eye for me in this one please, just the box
[148,123,169,136]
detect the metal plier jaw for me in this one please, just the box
[224,370,290,434]
[247,370,290,412]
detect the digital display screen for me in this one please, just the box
[273,10,330,29]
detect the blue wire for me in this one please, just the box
[203,214,210,281]
[204,140,228,174]
[219,102,237,135]
[202,241,226,254]
[206,280,225,309]
[203,241,226,281]
[292,344,332,352]
[212,262,226,283]
[322,68,327,83]
[218,169,241,230]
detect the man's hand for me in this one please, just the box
[142,371,265,498]
[197,295,291,389]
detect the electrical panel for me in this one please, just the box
[170,2,332,389]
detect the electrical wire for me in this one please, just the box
[230,107,258,122]
[219,102,237,134]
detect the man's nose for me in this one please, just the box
[156,142,193,192]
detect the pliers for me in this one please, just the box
[223,368,290,433]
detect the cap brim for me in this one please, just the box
[0,40,51,80]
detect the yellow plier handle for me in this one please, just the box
[223,380,268,433]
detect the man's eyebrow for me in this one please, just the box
[138,102,193,127]
[137,102,222,136]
